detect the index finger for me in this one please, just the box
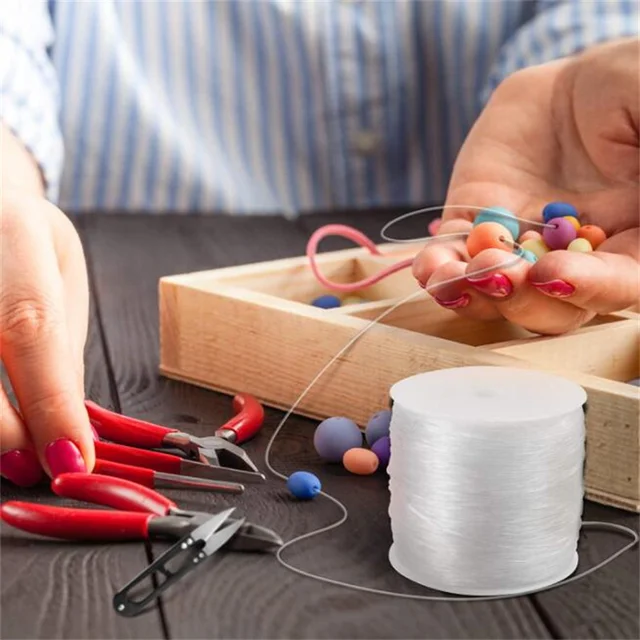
[0,213,94,476]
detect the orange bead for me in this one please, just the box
[343,448,379,475]
[466,222,512,258]
[519,230,542,243]
[563,216,581,231]
[577,225,606,249]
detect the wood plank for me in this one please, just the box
[1,218,164,639]
[83,213,552,639]
[533,501,639,639]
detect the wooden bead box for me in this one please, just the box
[158,242,640,512]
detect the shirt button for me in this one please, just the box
[352,131,381,155]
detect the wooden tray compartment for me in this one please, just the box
[159,243,640,512]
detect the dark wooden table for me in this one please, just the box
[1,211,638,640]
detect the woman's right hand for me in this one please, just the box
[1,189,94,486]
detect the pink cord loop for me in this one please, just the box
[306,224,414,293]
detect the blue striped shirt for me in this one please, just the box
[1,1,638,215]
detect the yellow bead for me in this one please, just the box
[520,238,550,259]
[567,238,593,253]
[342,295,364,305]
[563,216,581,231]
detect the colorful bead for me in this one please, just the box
[365,409,391,446]
[563,216,581,231]
[466,222,513,258]
[287,471,321,500]
[473,207,520,241]
[311,294,341,309]
[567,238,593,253]
[518,249,538,263]
[342,295,365,305]
[519,230,542,243]
[578,225,606,249]
[520,238,550,259]
[543,217,578,250]
[627,378,640,387]
[371,436,391,469]
[543,202,579,223]
[313,417,362,462]
[343,448,379,475]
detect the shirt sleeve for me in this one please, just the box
[481,0,640,106]
[0,1,63,201]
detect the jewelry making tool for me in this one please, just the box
[113,508,245,617]
[0,473,282,550]
[93,459,245,493]
[86,394,266,485]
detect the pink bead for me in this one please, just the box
[543,217,577,250]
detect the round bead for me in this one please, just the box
[287,471,321,500]
[543,217,577,250]
[311,294,341,309]
[567,238,593,253]
[563,216,581,231]
[518,249,538,264]
[342,295,364,305]
[343,448,379,475]
[365,409,391,446]
[519,230,542,243]
[473,207,520,241]
[627,378,640,387]
[371,436,391,469]
[520,238,550,259]
[466,222,513,258]
[313,417,363,462]
[542,202,579,223]
[578,225,607,249]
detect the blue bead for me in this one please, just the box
[473,207,519,240]
[627,378,640,387]
[365,410,392,446]
[371,436,391,468]
[314,417,363,462]
[287,471,321,500]
[542,202,578,223]
[516,248,538,264]
[311,294,341,309]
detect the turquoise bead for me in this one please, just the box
[516,248,538,263]
[474,207,519,240]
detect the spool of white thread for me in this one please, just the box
[387,366,588,597]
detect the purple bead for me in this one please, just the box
[365,410,392,446]
[543,217,577,250]
[371,436,391,469]
[313,417,363,462]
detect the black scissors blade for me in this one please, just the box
[113,509,242,617]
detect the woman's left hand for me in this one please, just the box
[413,38,639,335]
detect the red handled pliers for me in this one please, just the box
[86,393,266,485]
[0,472,282,551]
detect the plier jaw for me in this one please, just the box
[85,392,265,479]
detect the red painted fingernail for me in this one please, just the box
[0,449,43,487]
[467,273,513,298]
[434,293,470,309]
[45,439,86,477]
[531,279,575,297]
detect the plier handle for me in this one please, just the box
[0,473,281,551]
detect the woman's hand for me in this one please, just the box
[413,38,639,335]
[1,189,94,486]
